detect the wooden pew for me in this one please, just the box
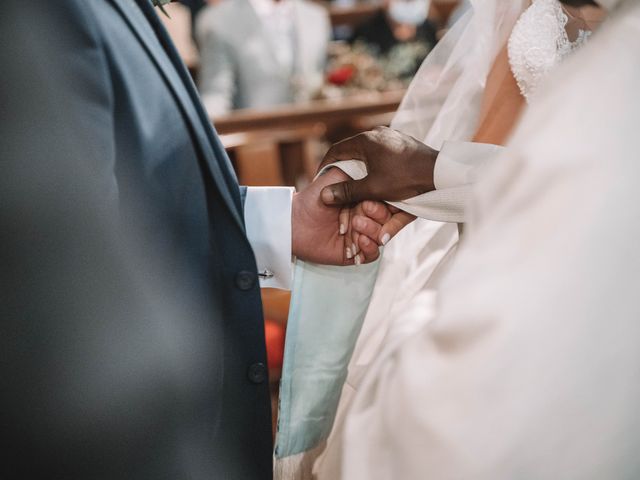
[220,125,326,187]
[214,90,405,187]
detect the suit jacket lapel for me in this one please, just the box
[110,0,245,231]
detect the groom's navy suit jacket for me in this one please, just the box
[33,0,273,478]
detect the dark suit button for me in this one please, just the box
[235,270,256,291]
[247,363,267,384]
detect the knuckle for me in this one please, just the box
[324,144,339,159]
[342,182,354,203]
[361,130,377,145]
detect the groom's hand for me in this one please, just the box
[318,127,438,206]
[293,168,384,265]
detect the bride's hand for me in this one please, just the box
[344,202,378,265]
[349,201,416,264]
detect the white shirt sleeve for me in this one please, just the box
[389,140,506,223]
[244,186,295,290]
[320,142,506,224]
[434,140,505,190]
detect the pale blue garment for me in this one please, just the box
[275,162,380,460]
[275,259,380,459]
[274,159,459,464]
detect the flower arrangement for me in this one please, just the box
[318,40,429,99]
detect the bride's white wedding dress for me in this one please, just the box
[332,0,639,477]
[275,0,587,480]
[311,1,596,478]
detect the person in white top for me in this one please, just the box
[328,0,640,477]
[196,0,330,116]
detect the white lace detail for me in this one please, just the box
[508,0,591,102]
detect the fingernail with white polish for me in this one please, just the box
[381,233,391,246]
[354,255,361,266]
[346,247,353,259]
[339,224,346,235]
[352,243,357,255]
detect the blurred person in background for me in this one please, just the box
[350,0,438,80]
[196,0,331,116]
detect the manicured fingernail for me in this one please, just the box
[354,254,361,266]
[339,224,346,235]
[352,243,357,255]
[346,247,353,259]
[321,188,335,204]
[381,233,391,246]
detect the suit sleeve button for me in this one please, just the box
[235,270,257,291]
[247,362,267,384]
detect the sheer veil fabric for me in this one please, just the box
[392,0,528,144]
[312,1,530,478]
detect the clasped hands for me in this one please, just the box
[292,127,438,266]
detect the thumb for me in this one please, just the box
[320,179,375,206]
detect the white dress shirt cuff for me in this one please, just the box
[380,140,503,223]
[244,186,295,290]
[318,142,505,224]
[434,140,505,190]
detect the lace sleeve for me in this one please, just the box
[507,0,595,102]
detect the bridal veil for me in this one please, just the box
[275,1,528,479]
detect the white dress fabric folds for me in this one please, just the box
[340,2,640,477]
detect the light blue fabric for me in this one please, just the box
[275,258,380,458]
